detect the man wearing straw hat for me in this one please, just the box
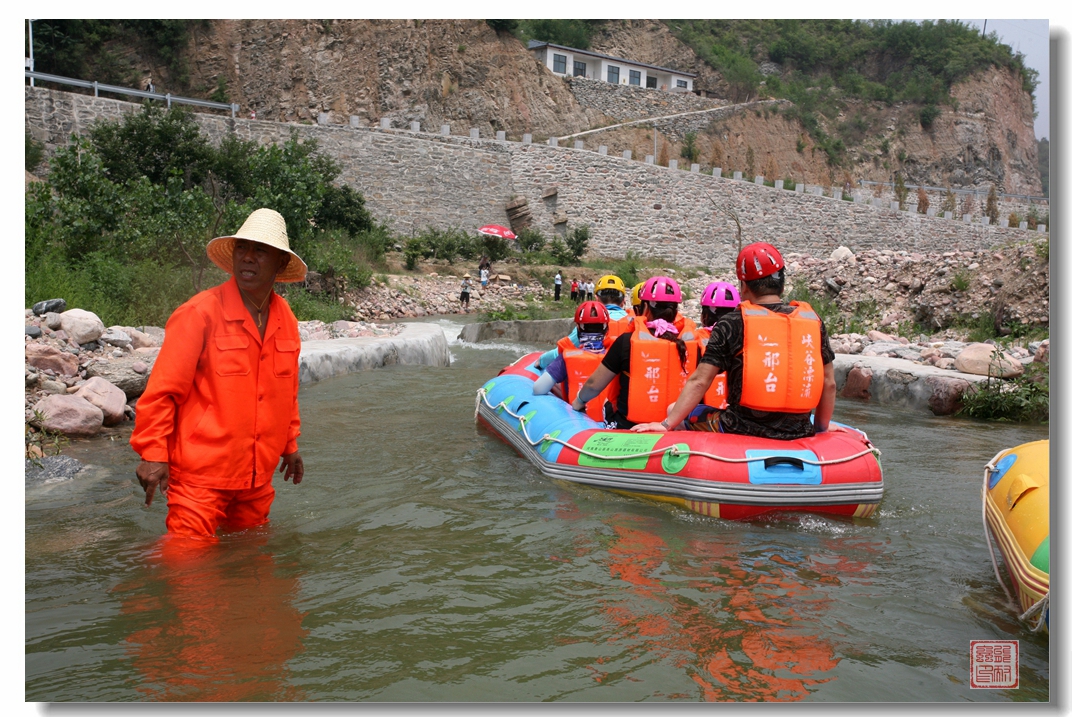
[131,208,308,537]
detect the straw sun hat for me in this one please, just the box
[206,208,308,283]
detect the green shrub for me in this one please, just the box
[25,132,44,173]
[403,237,425,270]
[565,225,590,263]
[549,238,572,265]
[485,19,519,34]
[280,285,353,323]
[958,361,1048,423]
[680,132,700,163]
[951,270,970,292]
[919,104,940,129]
[517,227,546,253]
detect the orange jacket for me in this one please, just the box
[739,300,822,412]
[557,336,619,421]
[604,311,635,347]
[695,327,729,410]
[130,277,302,490]
[625,317,698,423]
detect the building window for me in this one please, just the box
[607,65,619,84]
[573,61,586,77]
[676,79,688,88]
[553,54,567,73]
[646,75,658,89]
[629,70,641,86]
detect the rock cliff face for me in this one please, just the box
[102,19,1042,194]
[179,19,607,136]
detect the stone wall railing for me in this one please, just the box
[27,86,1046,267]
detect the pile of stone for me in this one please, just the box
[25,299,162,440]
[677,240,1048,341]
[298,319,403,342]
[340,273,549,321]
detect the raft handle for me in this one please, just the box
[764,456,805,471]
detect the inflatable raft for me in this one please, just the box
[983,440,1049,634]
[476,352,884,520]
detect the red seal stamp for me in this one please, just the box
[970,640,1019,689]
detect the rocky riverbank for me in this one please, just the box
[24,298,404,443]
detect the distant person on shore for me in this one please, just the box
[460,273,473,311]
[131,208,307,538]
[537,274,631,371]
[570,278,579,302]
[554,271,562,301]
[632,243,837,438]
[480,267,489,289]
[586,280,595,302]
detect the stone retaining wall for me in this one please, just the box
[459,318,574,345]
[566,76,725,121]
[27,87,1043,267]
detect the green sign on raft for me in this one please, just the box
[577,433,663,470]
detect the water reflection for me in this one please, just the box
[572,503,883,701]
[116,530,306,701]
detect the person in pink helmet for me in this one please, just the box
[699,281,740,333]
[571,276,699,429]
[633,243,838,439]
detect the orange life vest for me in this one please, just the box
[695,327,729,410]
[604,311,634,347]
[557,336,619,422]
[625,317,699,424]
[739,300,823,413]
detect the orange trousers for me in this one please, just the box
[165,480,276,537]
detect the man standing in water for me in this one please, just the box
[131,208,307,537]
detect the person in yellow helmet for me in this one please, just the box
[631,282,645,314]
[537,275,631,370]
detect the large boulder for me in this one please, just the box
[85,355,155,399]
[830,246,856,263]
[840,366,873,400]
[32,394,103,437]
[74,376,127,426]
[953,343,1023,378]
[926,376,973,416]
[25,343,80,376]
[59,309,104,345]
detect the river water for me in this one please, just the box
[25,318,1049,702]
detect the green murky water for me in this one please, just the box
[25,318,1049,701]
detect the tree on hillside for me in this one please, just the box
[985,185,1000,223]
[745,146,755,177]
[1037,138,1049,197]
[940,187,957,216]
[680,132,700,164]
[893,173,908,206]
[916,187,930,214]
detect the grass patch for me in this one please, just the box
[279,286,354,323]
[958,361,1048,423]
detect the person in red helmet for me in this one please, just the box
[533,301,617,421]
[632,243,838,438]
[572,276,699,430]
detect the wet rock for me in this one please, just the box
[926,376,973,416]
[59,309,104,345]
[32,394,103,437]
[954,343,1023,378]
[33,298,67,316]
[840,366,872,400]
[75,376,128,426]
[25,326,42,338]
[25,343,80,376]
[25,455,85,484]
[86,356,154,399]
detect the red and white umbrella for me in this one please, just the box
[477,224,517,240]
